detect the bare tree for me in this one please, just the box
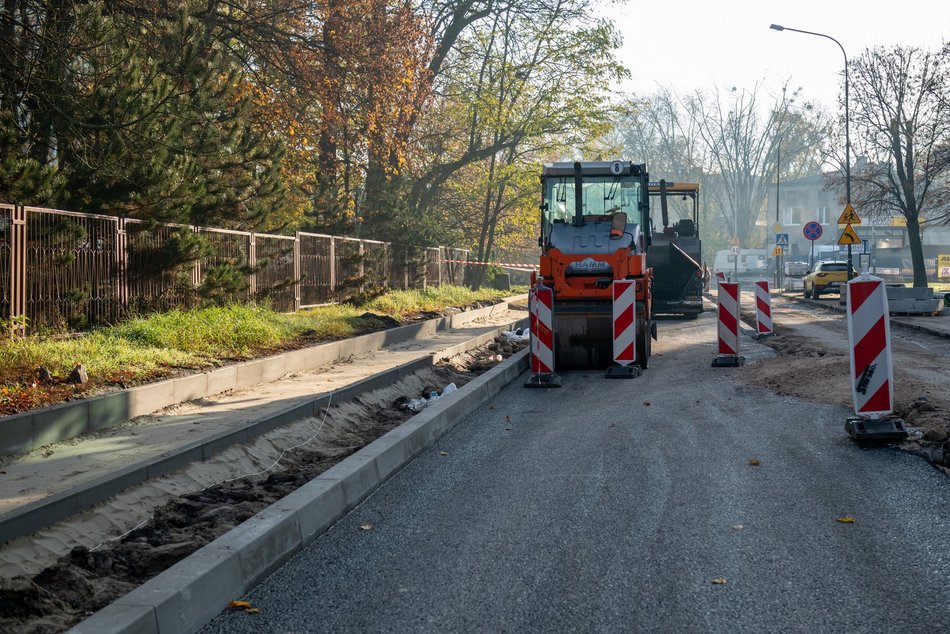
[687,83,825,250]
[844,45,950,287]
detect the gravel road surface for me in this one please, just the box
[203,311,950,633]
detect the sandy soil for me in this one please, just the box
[737,293,950,439]
[0,339,527,634]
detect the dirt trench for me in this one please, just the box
[0,338,527,634]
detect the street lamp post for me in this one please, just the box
[770,23,853,280]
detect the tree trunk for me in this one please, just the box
[905,214,929,288]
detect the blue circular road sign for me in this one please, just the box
[803,221,823,241]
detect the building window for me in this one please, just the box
[784,207,802,225]
[817,206,830,224]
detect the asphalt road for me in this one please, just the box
[203,311,950,633]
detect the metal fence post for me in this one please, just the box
[192,227,202,303]
[248,232,257,300]
[437,247,443,287]
[329,237,336,297]
[359,240,365,294]
[115,217,129,317]
[10,205,26,334]
[403,247,409,290]
[293,232,301,312]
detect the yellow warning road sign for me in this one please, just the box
[837,203,861,225]
[771,222,783,234]
[729,236,741,247]
[838,223,861,245]
[772,245,783,257]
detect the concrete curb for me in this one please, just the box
[68,348,531,634]
[0,317,528,547]
[0,295,528,457]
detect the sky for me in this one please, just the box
[610,0,949,113]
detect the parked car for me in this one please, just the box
[803,260,856,298]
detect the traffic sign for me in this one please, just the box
[775,233,789,246]
[838,223,861,245]
[837,203,861,225]
[938,254,950,279]
[729,236,741,247]
[772,245,783,257]
[729,245,741,255]
[803,221,823,241]
[771,222,783,234]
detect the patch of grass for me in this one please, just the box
[0,285,523,415]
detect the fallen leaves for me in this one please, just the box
[711,577,727,585]
[643,401,651,406]
[439,451,449,456]
[836,516,855,524]
[732,524,744,531]
[229,600,260,614]
[359,522,374,531]
[748,459,760,466]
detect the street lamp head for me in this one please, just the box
[770,24,785,31]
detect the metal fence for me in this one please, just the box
[0,204,469,332]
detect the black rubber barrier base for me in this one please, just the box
[605,365,641,379]
[711,355,745,367]
[845,416,909,442]
[524,373,562,388]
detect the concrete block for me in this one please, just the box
[117,545,243,634]
[145,443,204,480]
[278,477,346,544]
[127,381,176,419]
[76,463,147,509]
[886,285,933,301]
[259,355,288,384]
[0,492,79,547]
[389,419,440,451]
[87,392,131,432]
[214,505,302,588]
[0,411,33,456]
[321,453,380,510]
[172,373,208,404]
[234,359,264,388]
[32,403,88,448]
[66,602,158,634]
[362,433,415,481]
[201,428,249,461]
[206,365,238,396]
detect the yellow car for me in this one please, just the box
[803,260,855,298]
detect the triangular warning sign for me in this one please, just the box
[772,245,783,256]
[838,223,861,245]
[837,203,861,225]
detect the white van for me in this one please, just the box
[713,249,769,277]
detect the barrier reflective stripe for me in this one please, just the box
[846,275,894,416]
[530,285,555,374]
[754,280,773,335]
[612,280,636,366]
[717,282,740,355]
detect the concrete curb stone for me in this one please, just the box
[69,348,530,634]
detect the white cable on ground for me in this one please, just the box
[89,392,334,552]
[200,391,334,491]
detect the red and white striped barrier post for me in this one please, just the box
[606,280,640,378]
[712,281,744,367]
[844,274,907,440]
[713,270,726,290]
[524,284,562,388]
[754,280,773,338]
